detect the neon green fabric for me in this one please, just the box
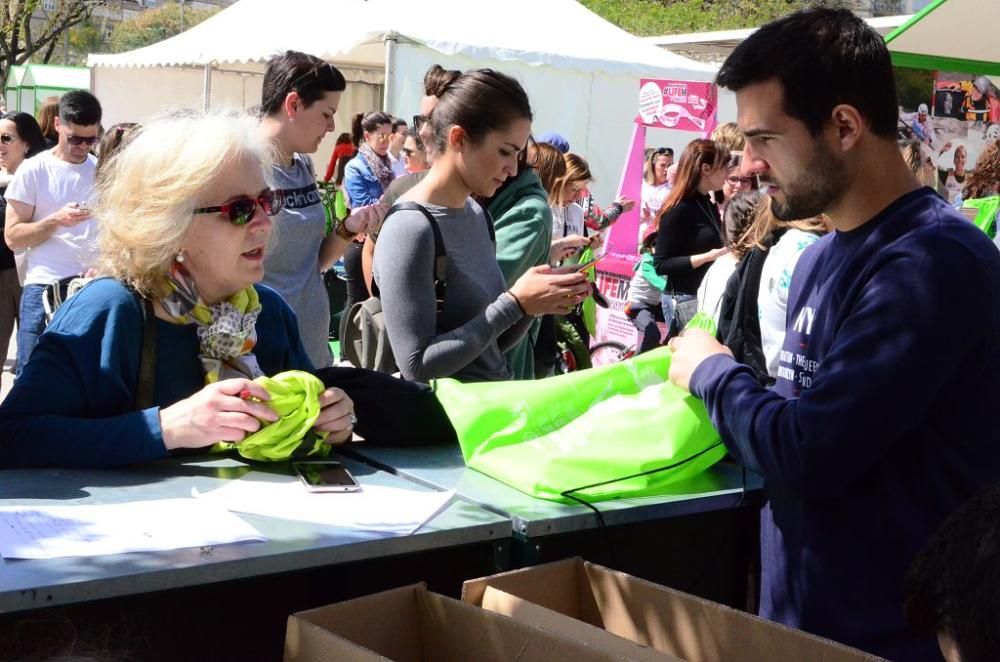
[219,370,331,462]
[685,311,718,335]
[578,246,598,336]
[962,196,999,238]
[434,347,724,502]
[334,189,349,221]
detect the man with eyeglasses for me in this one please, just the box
[4,90,101,375]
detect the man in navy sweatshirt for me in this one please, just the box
[667,8,1000,661]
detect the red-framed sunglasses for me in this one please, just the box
[194,189,283,226]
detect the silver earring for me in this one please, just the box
[175,251,185,263]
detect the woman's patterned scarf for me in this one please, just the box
[158,263,263,383]
[358,142,394,192]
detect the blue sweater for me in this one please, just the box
[690,188,1000,660]
[0,279,312,469]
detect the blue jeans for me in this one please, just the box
[660,292,696,337]
[16,284,47,377]
[660,293,676,336]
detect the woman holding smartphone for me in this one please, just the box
[653,139,730,334]
[373,69,591,383]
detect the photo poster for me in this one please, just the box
[899,72,1000,204]
[593,79,719,358]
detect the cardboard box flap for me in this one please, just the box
[287,584,424,662]
[463,557,604,626]
[462,558,883,662]
[482,585,684,662]
[582,561,884,662]
[286,582,633,662]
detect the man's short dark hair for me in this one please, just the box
[261,51,347,116]
[905,483,1000,662]
[716,8,897,138]
[58,90,102,126]
[391,117,407,133]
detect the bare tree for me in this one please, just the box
[0,0,106,88]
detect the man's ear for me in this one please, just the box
[54,116,62,132]
[830,104,863,152]
[284,91,301,119]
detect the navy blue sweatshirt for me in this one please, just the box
[690,188,1000,660]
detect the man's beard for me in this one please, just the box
[767,140,847,221]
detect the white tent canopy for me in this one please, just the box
[88,0,720,201]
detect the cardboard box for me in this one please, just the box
[463,558,884,662]
[284,582,633,661]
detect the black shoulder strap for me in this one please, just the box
[135,294,157,411]
[721,246,769,379]
[482,207,496,244]
[380,201,448,313]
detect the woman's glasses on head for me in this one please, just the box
[194,189,284,226]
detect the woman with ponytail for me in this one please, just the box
[340,111,394,343]
[373,69,590,382]
[652,138,730,333]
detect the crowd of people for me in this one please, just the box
[0,6,998,662]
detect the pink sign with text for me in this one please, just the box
[636,79,718,134]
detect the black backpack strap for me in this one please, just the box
[134,293,157,411]
[381,201,448,313]
[482,207,496,244]
[721,246,770,382]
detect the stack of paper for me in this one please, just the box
[0,499,266,560]
[194,472,454,535]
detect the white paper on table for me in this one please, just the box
[0,498,267,560]
[193,472,454,535]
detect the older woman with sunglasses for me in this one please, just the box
[0,111,360,468]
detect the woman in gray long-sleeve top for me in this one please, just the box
[373,69,591,383]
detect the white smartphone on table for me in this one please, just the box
[293,461,362,493]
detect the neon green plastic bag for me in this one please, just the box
[217,370,331,462]
[434,348,724,502]
[962,195,999,238]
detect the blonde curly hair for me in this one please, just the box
[962,139,1000,200]
[94,110,273,297]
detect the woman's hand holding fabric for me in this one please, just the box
[313,387,356,444]
[159,379,278,450]
[509,265,592,316]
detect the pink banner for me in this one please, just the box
[592,79,718,354]
[636,79,718,135]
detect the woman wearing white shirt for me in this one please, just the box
[697,189,761,325]
[640,148,672,246]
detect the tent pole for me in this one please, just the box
[383,31,398,113]
[203,63,213,112]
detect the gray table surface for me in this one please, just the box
[0,454,510,613]
[341,443,763,538]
